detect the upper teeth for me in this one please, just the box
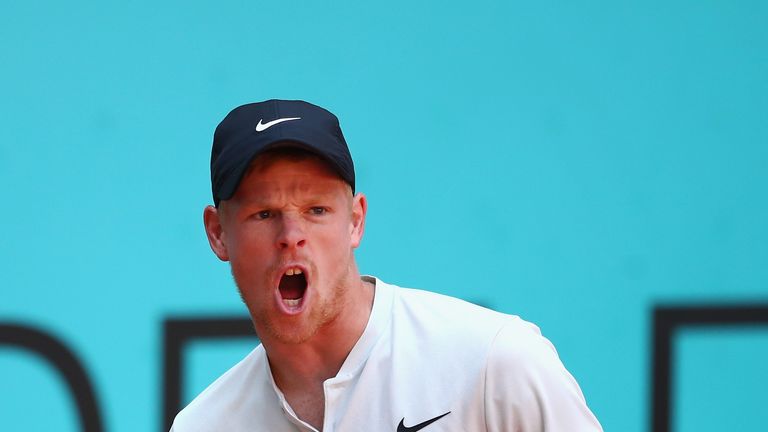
[285,268,303,276]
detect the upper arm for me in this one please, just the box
[483,319,603,432]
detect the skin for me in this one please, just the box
[203,153,374,430]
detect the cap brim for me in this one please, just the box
[215,138,352,206]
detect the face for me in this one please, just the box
[204,155,367,345]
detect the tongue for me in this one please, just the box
[279,274,306,300]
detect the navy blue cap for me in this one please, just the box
[210,99,355,206]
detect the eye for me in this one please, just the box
[309,207,327,216]
[253,210,271,220]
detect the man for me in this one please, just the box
[171,99,602,431]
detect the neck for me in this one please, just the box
[263,273,375,391]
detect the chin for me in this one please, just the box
[262,304,341,345]
[263,320,320,345]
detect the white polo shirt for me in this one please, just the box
[170,277,602,431]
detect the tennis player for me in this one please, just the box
[170,99,603,431]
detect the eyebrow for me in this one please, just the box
[236,188,343,207]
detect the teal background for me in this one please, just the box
[676,328,768,431]
[2,0,767,431]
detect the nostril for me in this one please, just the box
[276,216,307,248]
[277,232,307,248]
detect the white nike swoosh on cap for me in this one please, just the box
[255,117,301,132]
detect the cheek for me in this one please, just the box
[227,232,272,280]
[229,258,257,288]
[317,223,354,260]
[226,224,269,256]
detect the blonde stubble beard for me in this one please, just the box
[235,255,357,345]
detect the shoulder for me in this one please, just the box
[393,286,565,381]
[387,282,523,364]
[392,285,510,329]
[484,319,603,431]
[380,280,602,430]
[385,282,559,363]
[487,315,557,367]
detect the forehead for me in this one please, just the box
[234,154,349,201]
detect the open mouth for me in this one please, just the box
[278,267,307,309]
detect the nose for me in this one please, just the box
[276,213,307,250]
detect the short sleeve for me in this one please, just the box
[483,318,603,432]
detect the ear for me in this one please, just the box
[350,193,367,249]
[203,205,230,261]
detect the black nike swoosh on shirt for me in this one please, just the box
[397,411,451,432]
